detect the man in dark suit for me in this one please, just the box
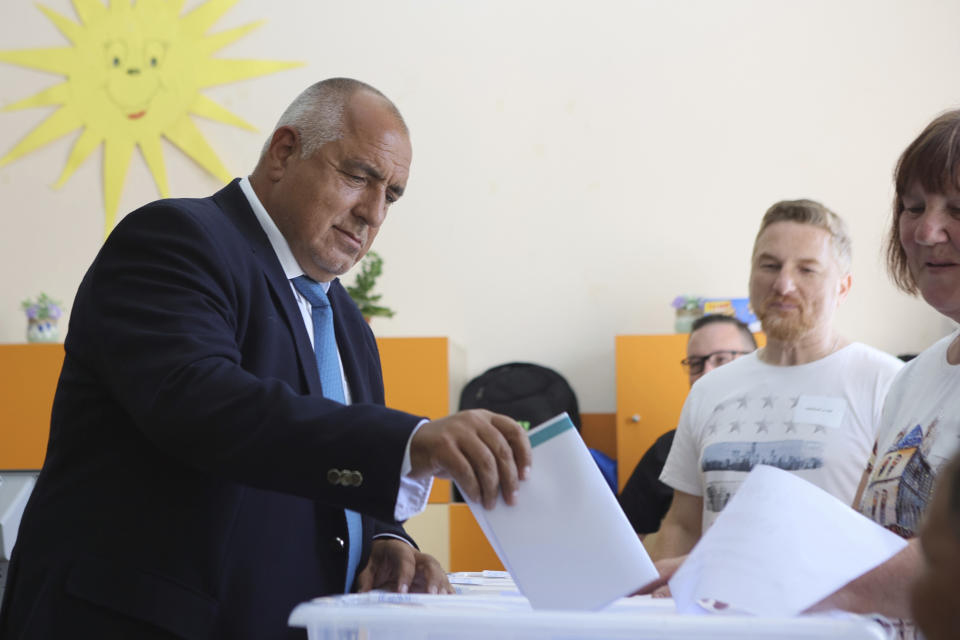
[0,78,531,639]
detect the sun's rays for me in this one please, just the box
[56,127,101,188]
[0,0,302,236]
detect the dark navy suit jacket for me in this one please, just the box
[0,180,423,639]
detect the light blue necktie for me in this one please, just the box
[292,275,363,594]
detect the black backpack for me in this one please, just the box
[458,362,581,431]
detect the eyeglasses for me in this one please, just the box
[680,350,752,375]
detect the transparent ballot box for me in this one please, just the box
[288,592,891,640]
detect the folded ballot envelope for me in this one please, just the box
[460,413,659,610]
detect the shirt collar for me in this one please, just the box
[239,176,330,293]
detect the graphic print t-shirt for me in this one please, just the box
[858,330,960,538]
[660,343,903,532]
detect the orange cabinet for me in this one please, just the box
[448,504,504,572]
[0,344,64,470]
[614,335,689,491]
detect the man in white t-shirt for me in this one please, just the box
[649,199,903,561]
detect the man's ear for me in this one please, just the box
[837,272,852,303]
[263,126,299,181]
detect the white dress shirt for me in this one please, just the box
[238,177,431,522]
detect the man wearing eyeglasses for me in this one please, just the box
[619,314,757,535]
[647,199,903,566]
[680,315,758,386]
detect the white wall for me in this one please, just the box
[1,0,956,411]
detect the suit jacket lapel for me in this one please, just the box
[212,180,321,395]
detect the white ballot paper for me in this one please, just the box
[462,413,658,610]
[669,464,909,617]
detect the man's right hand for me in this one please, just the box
[633,555,687,597]
[409,410,532,509]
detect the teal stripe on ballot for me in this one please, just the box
[529,416,574,448]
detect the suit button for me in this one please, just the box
[333,536,345,551]
[349,471,363,487]
[327,469,342,485]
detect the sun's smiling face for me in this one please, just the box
[102,37,167,118]
[78,15,167,127]
[84,6,191,130]
[0,0,301,236]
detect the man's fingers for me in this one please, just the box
[354,564,374,593]
[392,548,416,594]
[369,539,417,594]
[465,412,530,508]
[490,413,533,480]
[476,425,520,506]
[652,584,672,598]
[460,431,502,509]
[633,573,668,596]
[410,552,451,595]
[443,446,483,505]
[409,410,532,509]
[429,418,503,508]
[634,554,687,596]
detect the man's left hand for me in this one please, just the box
[355,538,454,595]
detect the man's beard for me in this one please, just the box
[757,297,815,341]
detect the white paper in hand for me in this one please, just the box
[461,413,658,610]
[669,464,909,617]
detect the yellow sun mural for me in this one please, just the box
[0,0,302,236]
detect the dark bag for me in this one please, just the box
[458,362,581,431]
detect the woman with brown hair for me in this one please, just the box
[821,109,960,639]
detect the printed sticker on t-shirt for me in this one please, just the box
[793,395,846,429]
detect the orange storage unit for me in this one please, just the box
[378,337,449,418]
[448,503,504,572]
[614,334,690,491]
[0,344,64,470]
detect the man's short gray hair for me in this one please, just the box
[262,77,407,158]
[752,199,852,273]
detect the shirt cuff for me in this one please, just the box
[372,532,414,547]
[395,419,433,521]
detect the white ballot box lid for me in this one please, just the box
[289,591,891,640]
